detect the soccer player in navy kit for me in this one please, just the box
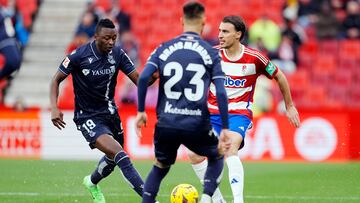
[135,2,231,203]
[0,8,22,79]
[50,19,145,203]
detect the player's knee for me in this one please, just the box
[154,159,171,169]
[187,150,206,164]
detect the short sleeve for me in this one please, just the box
[145,46,160,69]
[118,48,136,75]
[255,51,278,79]
[58,49,79,75]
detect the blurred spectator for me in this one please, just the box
[248,14,282,52]
[272,34,297,74]
[117,31,140,104]
[297,0,321,27]
[248,37,269,56]
[281,18,306,65]
[0,7,21,80]
[66,32,89,54]
[330,0,348,21]
[341,1,360,39]
[314,1,341,39]
[282,0,300,21]
[118,31,140,67]
[76,11,97,38]
[252,76,274,117]
[114,5,131,35]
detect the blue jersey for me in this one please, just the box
[146,32,225,131]
[0,9,16,47]
[58,41,135,119]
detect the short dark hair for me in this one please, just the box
[222,15,246,41]
[95,18,115,34]
[183,1,205,20]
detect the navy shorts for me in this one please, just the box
[154,125,221,166]
[74,114,124,149]
[211,114,252,149]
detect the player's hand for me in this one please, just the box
[51,107,66,130]
[218,129,231,155]
[135,112,147,138]
[286,105,300,128]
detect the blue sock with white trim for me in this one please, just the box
[90,155,116,184]
[114,150,144,196]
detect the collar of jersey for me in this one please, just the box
[90,40,107,59]
[182,31,200,38]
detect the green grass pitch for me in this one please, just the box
[0,160,359,203]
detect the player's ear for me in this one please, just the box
[236,31,242,41]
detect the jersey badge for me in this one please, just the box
[88,57,93,64]
[62,57,70,68]
[82,69,90,76]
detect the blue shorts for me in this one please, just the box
[210,114,252,149]
[74,113,124,149]
[154,125,221,166]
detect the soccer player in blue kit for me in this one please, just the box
[135,2,231,203]
[50,19,147,203]
[0,8,22,80]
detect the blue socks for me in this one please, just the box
[203,156,224,196]
[91,155,116,184]
[114,150,144,196]
[142,165,170,203]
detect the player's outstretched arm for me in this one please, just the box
[274,69,300,128]
[50,71,68,130]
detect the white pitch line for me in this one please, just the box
[0,192,359,201]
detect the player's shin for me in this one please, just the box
[142,165,170,203]
[191,159,226,203]
[203,156,224,197]
[90,155,116,184]
[226,155,244,203]
[114,150,144,196]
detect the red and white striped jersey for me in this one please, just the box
[208,44,278,120]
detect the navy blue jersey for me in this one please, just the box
[0,9,16,47]
[0,10,10,41]
[58,41,135,119]
[146,32,225,131]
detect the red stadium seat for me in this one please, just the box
[319,40,339,55]
[58,77,74,109]
[0,0,7,6]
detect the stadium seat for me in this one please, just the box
[314,54,336,74]
[339,40,360,60]
[58,77,74,109]
[0,0,7,6]
[319,40,338,55]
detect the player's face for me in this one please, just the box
[95,27,117,53]
[218,22,241,49]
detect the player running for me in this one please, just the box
[135,2,231,203]
[188,15,300,203]
[50,19,151,203]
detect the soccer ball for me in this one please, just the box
[170,183,199,203]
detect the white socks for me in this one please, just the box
[226,156,244,203]
[192,160,226,203]
[85,175,95,187]
[200,194,212,203]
